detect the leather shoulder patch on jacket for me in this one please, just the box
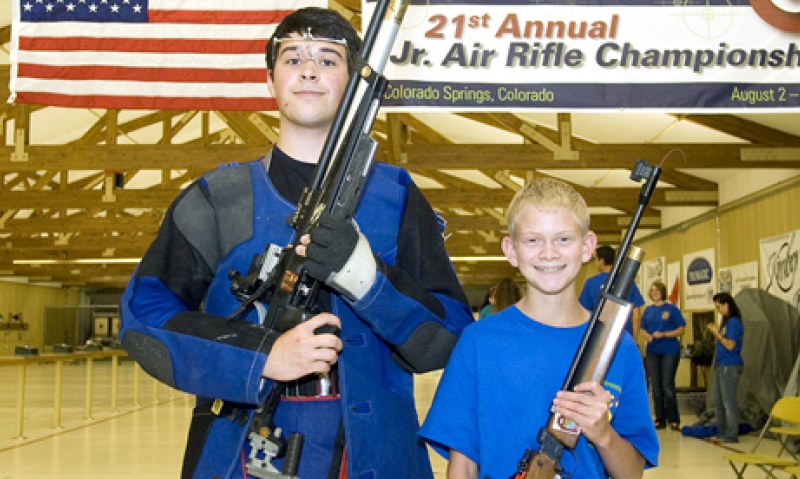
[203,165,255,259]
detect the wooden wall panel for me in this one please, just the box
[638,217,716,270]
[0,282,81,355]
[718,183,800,269]
[637,180,800,309]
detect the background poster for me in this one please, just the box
[641,256,666,306]
[759,229,800,310]
[363,0,800,110]
[683,248,716,310]
[718,261,759,298]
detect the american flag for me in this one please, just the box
[9,0,325,110]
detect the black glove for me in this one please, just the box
[304,213,376,301]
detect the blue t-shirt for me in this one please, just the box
[716,317,744,366]
[419,306,659,479]
[579,272,645,336]
[641,302,686,355]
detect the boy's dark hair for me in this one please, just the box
[265,7,363,75]
[595,245,615,266]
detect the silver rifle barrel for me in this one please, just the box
[320,0,409,191]
[366,0,409,73]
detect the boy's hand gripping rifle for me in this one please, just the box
[221,1,409,477]
[511,159,661,479]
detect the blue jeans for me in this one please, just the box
[712,364,743,442]
[646,350,681,424]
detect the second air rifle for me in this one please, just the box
[511,159,661,479]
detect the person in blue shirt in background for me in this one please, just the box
[640,281,686,431]
[478,286,495,319]
[579,245,645,340]
[708,292,744,443]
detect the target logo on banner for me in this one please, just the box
[751,0,800,32]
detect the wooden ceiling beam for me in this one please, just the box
[67,172,105,190]
[0,145,270,171]
[4,142,794,171]
[675,114,800,146]
[386,113,408,164]
[402,143,800,169]
[0,184,716,210]
[0,189,180,209]
[0,245,147,261]
[657,168,717,190]
[422,187,716,209]
[215,111,274,145]
[71,111,112,146]
[401,114,454,144]
[1,236,152,251]
[69,110,187,146]
[0,25,11,45]
[0,216,158,234]
[444,212,660,233]
[0,264,137,284]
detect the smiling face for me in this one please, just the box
[650,284,662,302]
[502,205,596,297]
[266,33,349,134]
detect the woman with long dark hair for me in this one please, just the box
[708,292,744,443]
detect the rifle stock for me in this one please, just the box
[518,452,557,479]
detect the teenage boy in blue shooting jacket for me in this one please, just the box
[120,7,473,479]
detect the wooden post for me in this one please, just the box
[110,354,119,412]
[133,362,141,407]
[54,359,64,429]
[14,361,27,439]
[84,357,94,420]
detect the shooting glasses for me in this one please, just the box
[270,28,349,70]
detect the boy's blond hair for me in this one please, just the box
[506,178,590,239]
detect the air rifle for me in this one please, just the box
[511,159,661,479]
[222,1,409,477]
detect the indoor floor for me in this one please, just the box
[0,361,794,478]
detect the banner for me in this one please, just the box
[760,229,800,309]
[683,248,716,310]
[364,0,800,111]
[640,256,666,306]
[718,261,759,298]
